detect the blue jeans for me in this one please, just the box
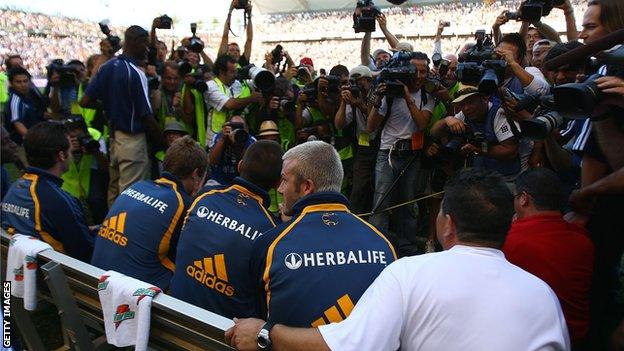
[370,149,422,250]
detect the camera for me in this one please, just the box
[457,33,507,95]
[63,116,101,153]
[378,52,420,97]
[46,60,78,89]
[505,11,520,20]
[302,83,318,103]
[353,0,381,33]
[319,75,341,95]
[510,0,564,23]
[271,45,284,65]
[148,76,160,90]
[98,22,121,54]
[177,60,208,92]
[441,126,488,156]
[234,0,248,10]
[155,14,172,29]
[347,79,361,98]
[238,64,276,91]
[227,122,249,145]
[188,23,204,53]
[506,92,564,139]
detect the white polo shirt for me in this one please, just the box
[318,245,570,351]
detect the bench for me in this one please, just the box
[1,230,235,350]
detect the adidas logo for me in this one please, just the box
[311,294,355,327]
[98,212,129,246]
[186,254,235,297]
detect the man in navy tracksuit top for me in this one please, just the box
[90,136,208,290]
[1,122,95,262]
[170,140,284,319]
[250,141,396,327]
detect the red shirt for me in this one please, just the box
[503,213,594,344]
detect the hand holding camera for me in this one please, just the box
[376,13,388,30]
[445,116,467,134]
[341,89,356,104]
[493,10,511,28]
[268,96,280,110]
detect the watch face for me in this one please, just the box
[257,329,271,349]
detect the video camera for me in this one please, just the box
[188,23,204,53]
[46,59,79,89]
[353,0,381,33]
[63,116,101,153]
[154,14,172,29]
[551,43,624,119]
[456,30,506,94]
[378,51,420,97]
[238,64,276,92]
[506,0,564,23]
[98,22,121,54]
[178,60,208,92]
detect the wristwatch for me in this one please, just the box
[257,321,275,350]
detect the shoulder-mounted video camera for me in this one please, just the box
[98,22,121,54]
[353,0,381,33]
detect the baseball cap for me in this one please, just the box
[349,65,373,79]
[300,57,314,67]
[372,49,390,59]
[257,120,280,137]
[451,84,480,104]
[163,120,189,134]
[391,42,414,52]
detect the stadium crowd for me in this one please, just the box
[1,0,624,349]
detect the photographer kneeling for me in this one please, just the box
[430,84,521,182]
[207,116,255,186]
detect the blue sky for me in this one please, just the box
[0,0,234,29]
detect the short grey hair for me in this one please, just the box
[283,141,343,192]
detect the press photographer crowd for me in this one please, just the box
[1,0,623,349]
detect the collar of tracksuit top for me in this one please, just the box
[159,171,189,198]
[26,167,64,186]
[290,192,350,216]
[230,177,272,210]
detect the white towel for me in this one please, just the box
[97,271,162,350]
[6,234,52,311]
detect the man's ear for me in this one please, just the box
[440,214,459,250]
[300,179,315,196]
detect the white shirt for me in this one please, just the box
[377,90,435,150]
[204,79,243,111]
[453,103,517,143]
[319,245,570,351]
[345,104,379,141]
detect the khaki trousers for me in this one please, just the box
[107,130,148,206]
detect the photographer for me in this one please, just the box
[367,52,434,255]
[219,0,254,68]
[61,117,109,224]
[260,76,296,151]
[335,65,378,214]
[151,61,193,138]
[430,84,521,182]
[81,25,165,206]
[495,33,550,97]
[208,116,256,186]
[205,54,263,143]
[48,60,87,118]
[360,13,399,72]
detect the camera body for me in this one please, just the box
[353,0,381,33]
[234,0,249,10]
[347,78,361,99]
[271,45,284,65]
[188,23,204,53]
[226,122,249,146]
[98,22,121,54]
[155,14,172,29]
[457,31,507,94]
[47,61,79,89]
[63,117,101,153]
[378,52,421,97]
[442,126,488,156]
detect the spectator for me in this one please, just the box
[504,168,593,346]
[5,67,47,145]
[1,126,18,200]
[81,25,164,206]
[226,168,569,351]
[249,141,396,327]
[170,140,283,318]
[1,121,95,262]
[91,136,208,290]
[205,54,263,142]
[208,116,256,186]
[367,53,434,255]
[431,84,521,182]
